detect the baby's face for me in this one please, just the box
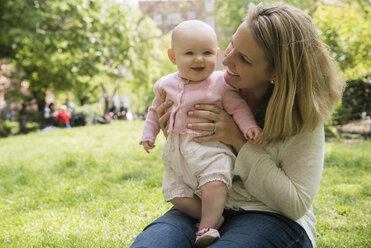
[170,31,219,82]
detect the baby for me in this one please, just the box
[140,20,262,247]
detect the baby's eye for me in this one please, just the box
[185,52,193,55]
[204,51,212,55]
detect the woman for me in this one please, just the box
[131,3,344,248]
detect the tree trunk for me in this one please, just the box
[31,89,46,112]
[18,103,26,134]
[78,97,89,106]
[101,79,120,115]
[102,84,109,115]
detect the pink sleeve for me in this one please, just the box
[139,81,163,144]
[222,88,258,139]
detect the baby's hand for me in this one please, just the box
[141,141,155,153]
[246,127,263,146]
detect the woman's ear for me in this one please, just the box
[167,49,176,65]
[269,73,276,84]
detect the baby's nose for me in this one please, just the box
[194,55,204,62]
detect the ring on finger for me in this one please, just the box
[212,123,217,134]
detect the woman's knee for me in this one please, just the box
[130,207,196,248]
[131,221,194,248]
[209,211,312,248]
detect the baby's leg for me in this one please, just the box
[170,196,201,220]
[199,180,227,230]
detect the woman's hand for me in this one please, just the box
[156,92,172,138]
[187,104,247,153]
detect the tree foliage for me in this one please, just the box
[0,0,165,112]
[215,0,319,48]
[215,0,370,80]
[312,1,371,80]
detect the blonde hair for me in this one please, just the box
[246,3,345,144]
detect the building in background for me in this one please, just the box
[138,0,225,70]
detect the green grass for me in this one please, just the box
[0,121,370,247]
[315,141,371,247]
[0,121,170,247]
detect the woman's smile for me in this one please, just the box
[226,68,239,77]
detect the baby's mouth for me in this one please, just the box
[191,67,205,72]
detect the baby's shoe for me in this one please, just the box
[193,216,224,232]
[195,227,220,248]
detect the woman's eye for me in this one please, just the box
[240,55,250,64]
[186,52,193,55]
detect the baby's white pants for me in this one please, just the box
[162,133,235,202]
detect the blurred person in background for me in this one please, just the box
[57,105,71,128]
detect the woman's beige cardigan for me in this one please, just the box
[226,125,325,247]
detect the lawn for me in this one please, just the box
[0,121,369,247]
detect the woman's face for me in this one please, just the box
[223,22,274,91]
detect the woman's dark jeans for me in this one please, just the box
[130,207,313,248]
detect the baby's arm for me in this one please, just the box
[223,88,263,145]
[139,81,164,150]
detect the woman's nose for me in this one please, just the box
[222,44,233,66]
[222,56,228,67]
[222,51,232,66]
[225,43,233,56]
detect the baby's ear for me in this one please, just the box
[167,49,176,65]
[216,47,220,58]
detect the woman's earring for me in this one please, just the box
[270,80,275,84]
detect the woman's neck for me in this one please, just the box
[240,85,270,113]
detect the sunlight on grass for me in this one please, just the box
[314,141,371,247]
[0,122,369,247]
[0,121,171,247]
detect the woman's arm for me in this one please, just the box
[233,126,325,220]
